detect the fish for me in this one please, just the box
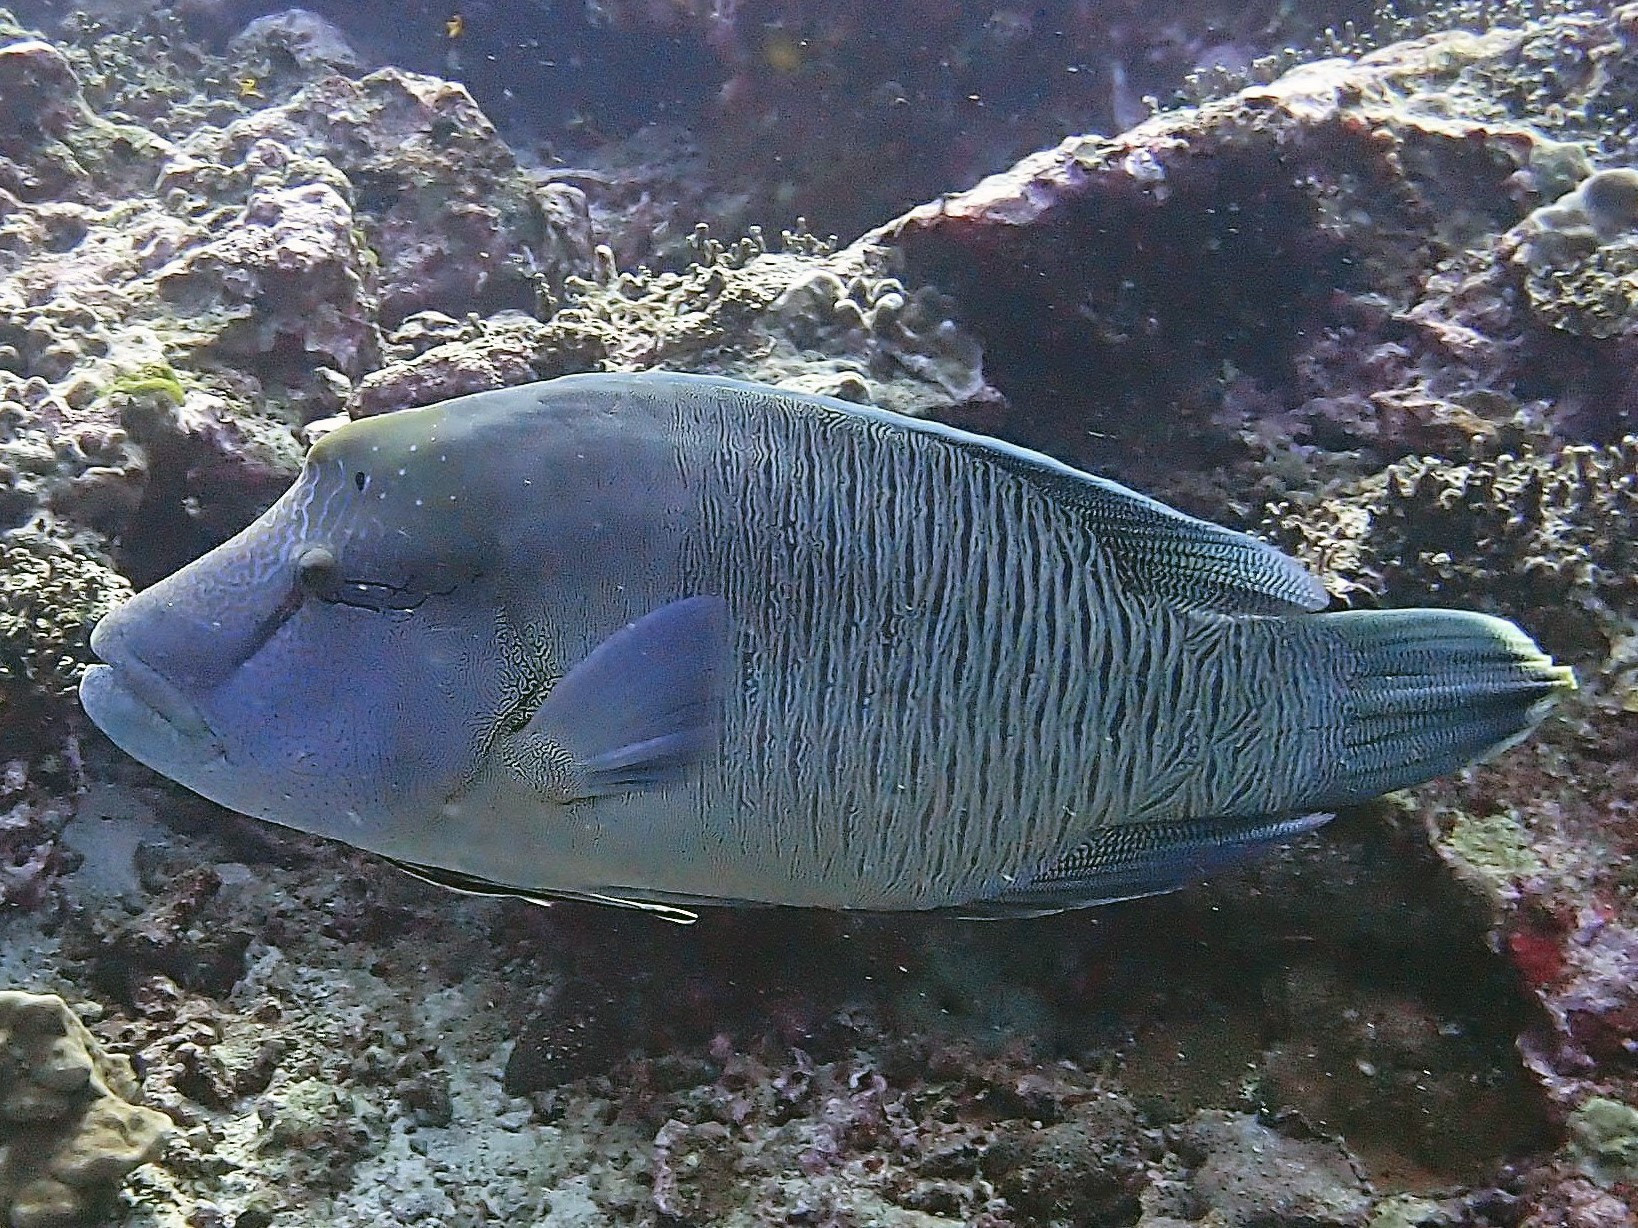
[79,372,1575,920]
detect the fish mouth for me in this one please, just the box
[83,620,220,747]
[103,657,217,741]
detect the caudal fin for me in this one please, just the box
[1317,607,1574,806]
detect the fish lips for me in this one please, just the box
[80,619,225,765]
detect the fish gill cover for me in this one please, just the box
[0,1,1635,1226]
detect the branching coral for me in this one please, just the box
[770,266,986,406]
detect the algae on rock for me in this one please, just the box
[1568,1095,1638,1188]
[100,363,184,409]
[1442,811,1547,895]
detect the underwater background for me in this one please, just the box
[0,0,1637,1224]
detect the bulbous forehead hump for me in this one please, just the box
[310,400,464,473]
[307,384,568,482]
[306,395,530,516]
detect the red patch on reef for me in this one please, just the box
[1507,922,1566,988]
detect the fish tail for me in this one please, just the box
[1318,607,1575,804]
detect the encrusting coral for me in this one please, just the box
[0,990,169,1227]
[1511,167,1638,338]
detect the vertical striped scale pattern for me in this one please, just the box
[667,385,1347,910]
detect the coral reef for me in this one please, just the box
[1271,438,1638,686]
[0,12,173,206]
[0,990,169,1227]
[18,796,1555,1226]
[154,177,377,375]
[224,8,359,92]
[350,229,993,419]
[0,3,1637,1227]
[0,757,76,911]
[0,531,130,713]
[1512,166,1638,338]
[859,12,1638,503]
[0,36,94,202]
[0,17,599,593]
[1270,435,1638,1224]
[36,0,1369,246]
[158,67,586,331]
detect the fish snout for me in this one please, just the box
[84,613,216,743]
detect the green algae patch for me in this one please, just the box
[1569,1096,1638,1187]
[1444,812,1544,888]
[102,360,185,407]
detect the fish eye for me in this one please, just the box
[353,471,366,491]
[297,546,340,598]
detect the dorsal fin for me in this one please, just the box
[713,374,1326,616]
[545,372,1329,616]
[953,443,1329,615]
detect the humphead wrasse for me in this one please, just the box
[79,373,1574,920]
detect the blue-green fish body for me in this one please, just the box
[80,373,1573,918]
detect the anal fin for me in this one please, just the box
[958,812,1333,919]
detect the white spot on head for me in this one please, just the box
[371,445,380,453]
[409,444,418,452]
[414,498,424,506]
[397,467,407,476]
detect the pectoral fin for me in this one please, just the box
[501,595,730,802]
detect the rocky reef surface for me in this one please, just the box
[17,0,1393,251]
[3,1,1638,1225]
